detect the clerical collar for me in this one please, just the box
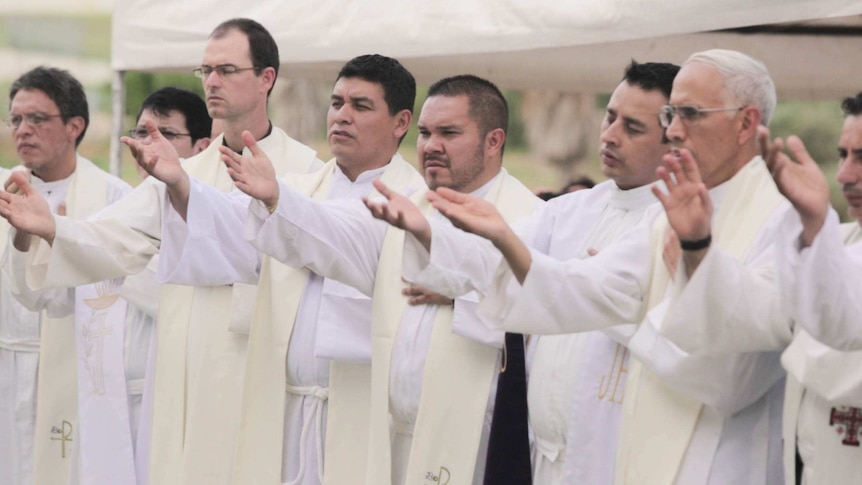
[222,121,274,153]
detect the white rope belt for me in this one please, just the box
[534,435,563,462]
[284,383,329,485]
[0,336,40,352]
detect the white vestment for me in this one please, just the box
[412,157,786,484]
[777,209,862,351]
[660,209,862,485]
[413,180,656,484]
[157,155,425,485]
[246,169,539,484]
[0,157,131,485]
[14,128,320,484]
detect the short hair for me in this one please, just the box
[137,87,212,143]
[841,93,862,117]
[684,49,776,125]
[427,75,508,150]
[337,54,416,116]
[210,18,279,96]
[9,66,89,147]
[622,60,680,100]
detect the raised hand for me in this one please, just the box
[0,171,56,248]
[364,179,431,248]
[759,127,829,247]
[220,131,279,207]
[121,118,185,188]
[427,187,510,245]
[652,149,713,242]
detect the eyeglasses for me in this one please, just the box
[6,112,63,130]
[659,105,745,128]
[128,127,192,141]
[193,64,259,79]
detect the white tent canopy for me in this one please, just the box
[109,0,862,170]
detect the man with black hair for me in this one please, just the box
[129,54,423,484]
[0,19,320,485]
[128,87,212,167]
[0,66,131,484]
[373,60,680,484]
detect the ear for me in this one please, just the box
[192,137,211,155]
[65,116,85,143]
[260,66,277,95]
[393,109,412,140]
[737,106,762,145]
[485,127,506,157]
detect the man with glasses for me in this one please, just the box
[0,66,132,485]
[129,87,212,176]
[0,19,320,485]
[410,49,787,483]
[656,92,862,484]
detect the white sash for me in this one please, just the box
[147,129,320,485]
[33,157,112,485]
[74,280,134,485]
[367,172,537,484]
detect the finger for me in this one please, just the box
[786,136,815,166]
[56,202,67,217]
[697,183,713,214]
[220,146,243,170]
[676,149,703,184]
[655,164,676,193]
[143,118,166,142]
[757,126,772,158]
[372,179,394,200]
[433,187,470,204]
[651,183,669,207]
[10,172,35,196]
[763,136,785,174]
[241,131,265,157]
[586,248,598,257]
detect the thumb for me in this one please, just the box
[241,131,264,157]
[434,187,469,204]
[143,118,165,142]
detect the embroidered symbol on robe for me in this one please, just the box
[830,406,862,446]
[50,420,74,458]
[82,279,122,395]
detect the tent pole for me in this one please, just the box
[109,70,126,178]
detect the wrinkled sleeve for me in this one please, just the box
[478,224,652,335]
[158,178,260,286]
[24,178,163,290]
[5,233,74,318]
[246,179,388,296]
[627,300,786,416]
[781,209,862,351]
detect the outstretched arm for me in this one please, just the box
[652,149,713,278]
[428,187,532,284]
[760,126,830,248]
[121,118,190,219]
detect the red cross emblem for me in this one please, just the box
[830,406,862,446]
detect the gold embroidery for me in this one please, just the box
[597,343,628,404]
[50,420,73,458]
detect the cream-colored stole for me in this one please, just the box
[366,173,538,485]
[148,132,319,484]
[32,157,111,484]
[780,223,862,485]
[615,157,784,485]
[230,156,424,484]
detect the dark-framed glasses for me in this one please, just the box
[193,64,259,78]
[128,127,192,141]
[6,112,63,130]
[659,105,745,128]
